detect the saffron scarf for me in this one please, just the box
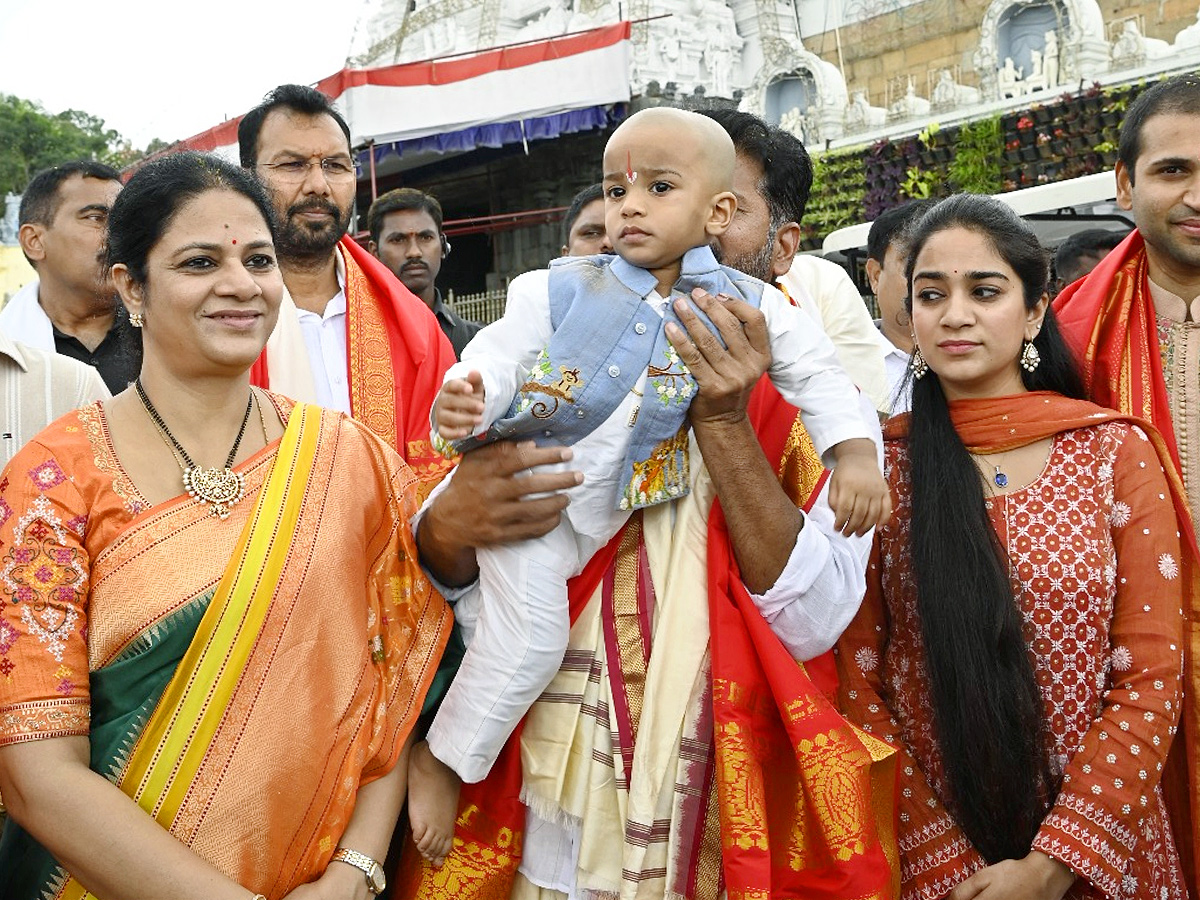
[1052,231,1182,469]
[58,405,322,900]
[394,379,900,899]
[707,383,899,900]
[889,391,1199,895]
[250,237,456,492]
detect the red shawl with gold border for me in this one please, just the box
[394,379,899,899]
[251,237,455,491]
[1053,230,1182,469]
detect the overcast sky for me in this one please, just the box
[0,0,367,148]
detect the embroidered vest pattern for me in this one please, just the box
[451,246,767,510]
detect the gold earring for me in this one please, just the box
[909,346,928,379]
[1020,340,1040,372]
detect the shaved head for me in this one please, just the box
[600,107,740,285]
[604,107,735,194]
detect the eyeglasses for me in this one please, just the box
[258,157,356,183]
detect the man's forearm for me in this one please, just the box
[415,442,580,588]
[693,415,801,594]
[416,493,481,588]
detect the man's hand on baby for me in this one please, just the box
[435,371,486,439]
[827,438,891,536]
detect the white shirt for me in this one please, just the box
[0,280,54,350]
[289,257,350,414]
[780,255,891,415]
[0,331,109,466]
[880,333,912,415]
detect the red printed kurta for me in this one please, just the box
[837,420,1187,900]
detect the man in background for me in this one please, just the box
[1054,228,1128,290]
[701,109,891,415]
[367,187,480,359]
[559,183,611,257]
[866,199,933,413]
[240,84,455,489]
[2,162,140,393]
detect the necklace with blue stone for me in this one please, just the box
[991,464,1008,488]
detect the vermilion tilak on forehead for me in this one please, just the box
[626,150,637,184]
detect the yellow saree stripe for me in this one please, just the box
[62,404,319,900]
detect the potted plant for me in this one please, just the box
[1036,132,1055,160]
[1094,140,1119,166]
[950,115,1003,195]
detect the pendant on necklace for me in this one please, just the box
[992,465,1009,488]
[183,466,246,519]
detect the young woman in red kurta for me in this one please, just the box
[835,195,1195,900]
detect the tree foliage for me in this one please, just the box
[0,94,165,195]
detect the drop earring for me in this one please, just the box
[1020,340,1040,372]
[909,346,928,379]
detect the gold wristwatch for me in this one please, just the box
[330,846,386,895]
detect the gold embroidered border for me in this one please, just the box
[345,249,398,449]
[0,697,89,746]
[78,404,144,514]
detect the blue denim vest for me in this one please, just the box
[454,245,767,510]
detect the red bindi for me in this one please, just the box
[231,239,237,245]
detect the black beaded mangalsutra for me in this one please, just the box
[135,379,253,519]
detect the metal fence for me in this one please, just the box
[447,288,507,326]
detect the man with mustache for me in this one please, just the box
[240,84,457,492]
[2,161,139,394]
[367,188,481,359]
[701,109,892,415]
[1056,74,1200,532]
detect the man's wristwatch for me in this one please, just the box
[330,846,387,895]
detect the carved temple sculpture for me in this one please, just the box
[974,0,1109,101]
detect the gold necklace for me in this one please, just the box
[136,379,253,519]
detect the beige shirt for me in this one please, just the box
[0,331,109,467]
[778,255,891,415]
[1148,278,1200,526]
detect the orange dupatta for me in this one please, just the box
[250,237,456,492]
[892,391,1199,894]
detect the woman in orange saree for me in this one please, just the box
[0,153,451,900]
[836,194,1197,900]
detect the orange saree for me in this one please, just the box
[0,399,451,898]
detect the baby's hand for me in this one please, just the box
[827,438,891,536]
[434,371,486,440]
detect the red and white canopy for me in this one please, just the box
[177,22,632,161]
